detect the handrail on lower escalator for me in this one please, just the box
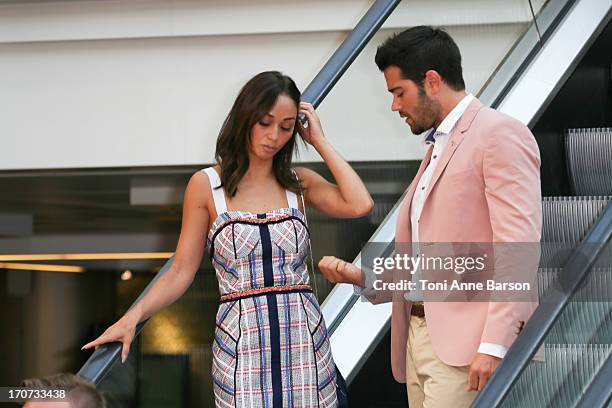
[472,201,612,407]
[77,257,173,383]
[575,351,612,408]
[77,0,402,385]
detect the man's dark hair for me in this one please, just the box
[375,25,466,91]
[21,373,104,408]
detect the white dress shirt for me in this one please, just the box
[406,93,508,359]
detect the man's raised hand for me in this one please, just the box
[318,256,365,287]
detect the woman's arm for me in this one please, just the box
[296,102,374,218]
[297,102,374,218]
[128,171,210,322]
[82,170,211,361]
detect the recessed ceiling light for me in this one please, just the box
[121,270,133,281]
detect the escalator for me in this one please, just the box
[77,0,612,406]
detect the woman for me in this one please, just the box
[83,71,373,407]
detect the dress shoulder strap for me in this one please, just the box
[286,169,300,210]
[201,167,228,215]
[285,189,299,210]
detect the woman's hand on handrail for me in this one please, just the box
[81,309,140,363]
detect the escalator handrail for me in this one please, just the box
[300,0,401,108]
[472,201,612,407]
[77,0,402,385]
[478,0,577,109]
[575,350,612,408]
[77,256,174,383]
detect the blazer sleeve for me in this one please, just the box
[480,116,542,348]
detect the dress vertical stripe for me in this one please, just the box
[259,214,283,408]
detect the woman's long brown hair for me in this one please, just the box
[214,71,303,197]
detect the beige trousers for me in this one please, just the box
[405,316,478,408]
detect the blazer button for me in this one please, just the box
[515,320,526,335]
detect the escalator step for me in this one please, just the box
[566,128,612,196]
[541,196,611,267]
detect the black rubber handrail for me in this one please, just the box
[575,351,612,408]
[300,0,401,108]
[472,202,612,407]
[77,0,402,385]
[78,257,173,383]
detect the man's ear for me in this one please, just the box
[423,70,443,95]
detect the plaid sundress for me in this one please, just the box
[203,168,339,408]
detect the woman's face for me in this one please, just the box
[249,94,297,160]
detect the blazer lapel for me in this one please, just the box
[421,99,484,206]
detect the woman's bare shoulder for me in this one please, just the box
[184,169,214,209]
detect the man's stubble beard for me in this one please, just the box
[410,88,441,135]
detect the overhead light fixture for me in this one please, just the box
[121,270,133,281]
[0,252,174,262]
[0,262,85,273]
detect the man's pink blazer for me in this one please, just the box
[377,98,542,383]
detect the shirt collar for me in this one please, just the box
[422,93,474,146]
[436,93,474,135]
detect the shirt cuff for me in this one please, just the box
[353,264,375,295]
[478,342,508,359]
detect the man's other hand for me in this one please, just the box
[467,352,502,392]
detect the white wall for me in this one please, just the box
[0,0,542,170]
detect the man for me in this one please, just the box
[21,373,105,408]
[318,26,541,407]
